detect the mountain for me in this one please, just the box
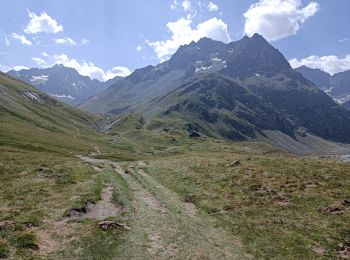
[81,34,350,144]
[296,66,350,104]
[7,65,119,105]
[329,70,350,101]
[0,71,101,152]
[343,100,350,110]
[81,34,291,113]
[295,65,330,90]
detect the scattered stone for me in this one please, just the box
[312,244,325,255]
[229,160,241,167]
[189,132,200,138]
[342,199,350,207]
[0,220,15,230]
[184,194,195,203]
[336,242,350,259]
[98,221,130,231]
[319,206,342,214]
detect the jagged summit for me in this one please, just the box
[80,34,350,144]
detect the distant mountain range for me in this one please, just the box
[80,34,350,144]
[295,66,350,104]
[7,64,121,105]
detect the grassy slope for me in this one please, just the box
[1,74,349,258]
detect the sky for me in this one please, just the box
[0,0,349,81]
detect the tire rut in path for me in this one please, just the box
[78,156,247,259]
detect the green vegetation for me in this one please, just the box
[1,72,349,258]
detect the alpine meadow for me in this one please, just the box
[1,1,350,259]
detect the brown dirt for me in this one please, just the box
[82,186,122,220]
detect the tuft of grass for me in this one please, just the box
[0,241,9,258]
[12,232,38,250]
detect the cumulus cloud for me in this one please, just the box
[10,33,32,46]
[207,2,219,12]
[136,45,143,51]
[5,36,10,46]
[289,54,350,75]
[171,0,196,17]
[338,38,349,43]
[0,65,29,72]
[42,52,49,57]
[81,38,90,45]
[244,0,319,41]
[147,17,231,61]
[55,37,77,46]
[182,0,191,12]
[52,54,131,81]
[24,10,63,34]
[32,57,48,67]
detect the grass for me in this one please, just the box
[143,148,350,258]
[1,73,350,258]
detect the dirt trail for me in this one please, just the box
[78,156,247,259]
[82,186,122,220]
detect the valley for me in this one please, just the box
[1,32,350,259]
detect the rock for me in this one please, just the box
[319,206,341,214]
[98,221,130,231]
[0,220,15,230]
[229,160,241,167]
[341,199,350,207]
[189,132,200,138]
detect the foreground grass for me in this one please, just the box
[143,147,350,259]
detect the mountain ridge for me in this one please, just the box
[80,34,350,144]
[7,64,122,106]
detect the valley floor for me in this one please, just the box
[0,131,350,259]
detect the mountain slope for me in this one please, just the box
[295,65,330,90]
[142,73,295,140]
[343,100,350,110]
[296,66,350,103]
[0,72,102,153]
[81,34,350,144]
[7,65,118,106]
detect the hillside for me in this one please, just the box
[82,34,350,144]
[0,72,103,153]
[296,66,350,104]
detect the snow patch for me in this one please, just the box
[333,95,350,104]
[195,65,213,72]
[50,94,76,100]
[30,75,49,85]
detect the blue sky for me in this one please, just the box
[1,0,349,81]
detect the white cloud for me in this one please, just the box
[24,9,63,34]
[54,37,77,46]
[10,33,32,46]
[171,0,196,16]
[182,0,191,12]
[32,57,48,67]
[105,67,132,79]
[147,17,231,61]
[244,0,319,41]
[338,38,349,43]
[42,52,49,57]
[207,2,219,12]
[0,65,29,72]
[171,0,178,9]
[136,45,143,51]
[5,36,10,47]
[52,54,131,81]
[13,66,29,71]
[81,38,90,45]
[289,54,350,75]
